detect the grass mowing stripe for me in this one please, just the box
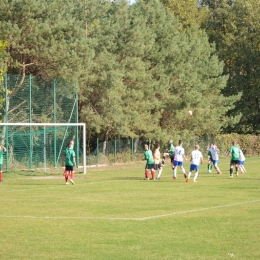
[1,199,259,221]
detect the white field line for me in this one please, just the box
[1,199,259,221]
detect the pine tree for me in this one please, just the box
[0,0,91,81]
[202,0,260,134]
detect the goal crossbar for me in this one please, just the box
[0,122,87,174]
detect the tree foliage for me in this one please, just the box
[77,0,236,145]
[161,0,208,28]
[202,0,260,134]
[0,0,92,81]
[0,0,248,149]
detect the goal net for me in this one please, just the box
[0,123,86,174]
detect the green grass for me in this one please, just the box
[1,157,260,260]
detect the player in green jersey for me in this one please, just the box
[142,144,155,180]
[62,140,76,185]
[162,139,175,166]
[226,140,240,177]
[206,144,213,173]
[0,145,6,182]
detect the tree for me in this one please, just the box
[78,0,162,149]
[0,39,7,126]
[0,0,92,144]
[202,0,260,134]
[134,0,237,138]
[78,0,238,149]
[0,0,92,81]
[160,0,208,29]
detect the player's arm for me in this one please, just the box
[142,152,148,161]
[183,154,188,161]
[2,146,6,152]
[73,156,77,167]
[226,150,230,158]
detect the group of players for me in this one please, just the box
[143,139,246,182]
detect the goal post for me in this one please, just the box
[0,123,87,174]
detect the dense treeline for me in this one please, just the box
[0,0,260,149]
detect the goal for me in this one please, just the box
[0,123,86,174]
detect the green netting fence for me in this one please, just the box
[1,125,84,171]
[1,74,78,124]
[0,74,83,171]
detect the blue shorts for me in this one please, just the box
[212,160,219,165]
[238,160,245,165]
[173,160,183,167]
[190,164,200,171]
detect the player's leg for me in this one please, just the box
[0,164,3,182]
[69,167,75,185]
[180,164,187,178]
[214,161,221,174]
[192,165,200,182]
[239,161,246,174]
[173,161,177,179]
[64,166,69,184]
[241,164,246,174]
[144,164,149,180]
[148,164,155,180]
[162,153,169,166]
[186,164,193,182]
[209,162,213,172]
[229,161,234,177]
[193,171,198,182]
[156,163,163,179]
[207,160,211,173]
[235,162,239,176]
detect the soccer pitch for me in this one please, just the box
[1,157,259,260]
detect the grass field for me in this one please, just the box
[0,157,260,260]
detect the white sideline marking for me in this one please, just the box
[1,199,259,221]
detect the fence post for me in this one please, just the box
[131,138,134,161]
[75,84,79,167]
[114,138,116,163]
[4,73,8,170]
[54,78,57,167]
[29,74,33,170]
[96,137,99,164]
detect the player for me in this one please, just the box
[208,143,221,174]
[226,140,240,177]
[153,143,163,179]
[0,145,6,182]
[161,139,175,166]
[186,144,203,183]
[237,144,246,174]
[206,144,213,173]
[172,140,187,179]
[142,144,155,180]
[62,140,76,185]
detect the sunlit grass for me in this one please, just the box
[0,157,259,259]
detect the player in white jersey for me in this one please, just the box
[208,144,221,174]
[237,144,246,174]
[186,144,203,182]
[172,140,187,179]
